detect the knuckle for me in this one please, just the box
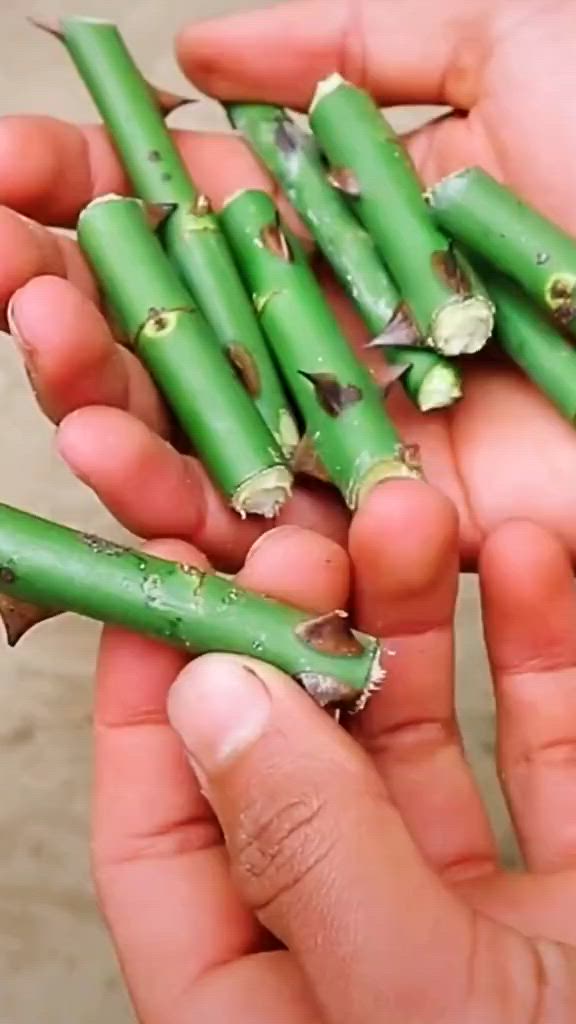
[233,792,335,916]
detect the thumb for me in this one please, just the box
[177,0,497,110]
[168,653,470,1024]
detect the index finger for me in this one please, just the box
[177,0,498,110]
[0,118,301,229]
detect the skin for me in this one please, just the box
[2,0,576,1018]
[3,0,576,568]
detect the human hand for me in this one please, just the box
[3,0,576,569]
[92,482,576,1023]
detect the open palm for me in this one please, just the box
[2,0,576,569]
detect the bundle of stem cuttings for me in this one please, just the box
[5,19,576,692]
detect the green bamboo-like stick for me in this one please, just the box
[480,266,576,422]
[0,503,382,709]
[227,102,463,412]
[380,347,463,413]
[33,16,299,457]
[78,195,292,517]
[219,189,421,509]
[309,75,494,356]
[428,168,576,334]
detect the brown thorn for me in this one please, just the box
[192,193,212,217]
[326,167,361,197]
[365,303,421,349]
[260,221,292,262]
[147,82,197,116]
[0,594,60,647]
[292,435,330,483]
[28,16,64,41]
[295,610,364,656]
[299,371,362,417]
[275,118,302,155]
[142,202,178,231]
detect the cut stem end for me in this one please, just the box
[232,465,293,518]
[432,296,494,356]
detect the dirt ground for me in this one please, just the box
[0,2,515,1019]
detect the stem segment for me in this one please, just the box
[227,102,462,411]
[482,266,576,422]
[309,75,494,356]
[78,195,291,517]
[428,167,576,335]
[38,17,298,455]
[0,503,382,709]
[381,347,463,413]
[220,189,421,509]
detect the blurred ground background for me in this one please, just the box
[0,1,515,1020]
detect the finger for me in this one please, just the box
[0,207,66,327]
[349,480,497,879]
[168,653,471,1024]
[480,521,576,872]
[456,870,576,947]
[57,406,347,572]
[93,538,260,1024]
[8,276,167,432]
[177,0,497,109]
[0,117,308,238]
[95,529,347,1022]
[238,525,349,614]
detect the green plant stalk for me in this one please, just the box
[227,102,462,412]
[428,167,576,335]
[37,17,298,455]
[481,266,576,422]
[220,189,422,509]
[78,195,291,517]
[383,347,463,412]
[0,503,382,709]
[309,75,494,356]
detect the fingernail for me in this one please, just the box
[168,654,271,776]
[6,297,33,361]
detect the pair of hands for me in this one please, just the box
[3,0,576,1019]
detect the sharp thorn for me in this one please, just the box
[28,16,64,41]
[142,202,178,230]
[146,82,198,116]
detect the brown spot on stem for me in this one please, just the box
[547,274,576,325]
[28,16,64,42]
[161,172,173,183]
[431,245,471,296]
[142,202,178,230]
[293,436,330,483]
[275,118,300,154]
[227,345,261,398]
[366,303,421,349]
[147,150,163,163]
[0,567,15,585]
[146,82,197,116]
[299,371,362,417]
[192,194,212,217]
[80,533,129,556]
[260,221,292,262]
[296,610,363,656]
[536,252,550,265]
[0,595,60,647]
[326,167,361,197]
